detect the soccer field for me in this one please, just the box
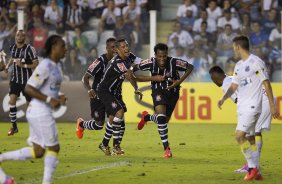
[1,122,282,184]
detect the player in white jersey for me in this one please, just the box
[209,65,274,178]
[217,35,279,181]
[0,35,67,184]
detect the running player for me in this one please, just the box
[135,43,194,158]
[209,65,274,179]
[4,30,38,136]
[96,39,142,155]
[0,35,67,184]
[217,35,279,181]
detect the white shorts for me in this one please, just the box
[26,104,59,148]
[236,112,260,135]
[255,99,272,132]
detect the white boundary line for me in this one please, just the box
[25,161,131,184]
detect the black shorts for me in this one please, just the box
[97,90,126,116]
[9,81,31,102]
[90,97,106,121]
[152,89,179,118]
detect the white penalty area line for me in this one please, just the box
[25,161,131,184]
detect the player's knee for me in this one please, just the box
[113,117,123,124]
[48,144,60,153]
[157,114,166,125]
[33,147,46,158]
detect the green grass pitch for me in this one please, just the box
[1,122,282,184]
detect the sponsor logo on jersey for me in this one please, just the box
[117,63,127,72]
[88,59,100,72]
[140,59,152,66]
[176,60,186,68]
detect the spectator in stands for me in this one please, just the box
[78,0,105,19]
[206,0,222,21]
[240,13,251,36]
[194,21,215,51]
[44,0,63,30]
[65,47,86,80]
[173,46,190,61]
[73,26,89,57]
[250,21,269,53]
[114,16,135,52]
[28,3,44,30]
[109,0,127,10]
[217,8,241,33]
[260,0,278,16]
[222,0,238,18]
[0,21,16,51]
[193,9,216,34]
[0,6,9,24]
[7,1,17,24]
[269,22,281,45]
[176,0,198,20]
[238,0,260,21]
[86,46,98,64]
[122,0,141,32]
[261,8,278,35]
[216,24,237,58]
[269,38,282,75]
[99,0,121,34]
[178,9,195,33]
[28,19,48,54]
[64,0,85,31]
[168,22,193,56]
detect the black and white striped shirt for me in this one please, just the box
[10,43,38,84]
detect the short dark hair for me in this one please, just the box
[106,37,116,45]
[115,38,126,48]
[209,65,225,75]
[154,43,168,54]
[232,35,249,51]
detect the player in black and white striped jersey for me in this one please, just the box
[4,30,39,136]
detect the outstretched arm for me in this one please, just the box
[218,83,238,109]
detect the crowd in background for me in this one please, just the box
[0,0,281,82]
[168,0,281,82]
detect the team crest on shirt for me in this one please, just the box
[112,101,117,108]
[156,95,161,102]
[245,66,250,72]
[117,63,127,72]
[94,111,99,118]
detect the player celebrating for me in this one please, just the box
[209,65,275,179]
[0,35,67,184]
[217,35,279,181]
[96,39,142,155]
[4,30,39,136]
[135,43,194,158]
[76,38,117,140]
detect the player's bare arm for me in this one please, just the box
[262,80,280,119]
[25,84,61,109]
[82,72,96,98]
[15,59,38,69]
[218,83,238,109]
[134,75,165,82]
[167,63,194,90]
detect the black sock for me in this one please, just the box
[118,120,125,144]
[9,105,17,129]
[102,122,113,146]
[81,119,104,130]
[156,114,169,150]
[112,117,122,146]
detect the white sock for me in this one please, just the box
[251,145,260,169]
[0,147,34,161]
[241,147,256,168]
[43,151,58,184]
[255,136,263,158]
[0,167,7,183]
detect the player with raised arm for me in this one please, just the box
[217,35,279,181]
[134,43,194,158]
[209,65,275,179]
[4,30,39,136]
[0,35,67,184]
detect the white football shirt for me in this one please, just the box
[27,58,63,108]
[232,54,269,113]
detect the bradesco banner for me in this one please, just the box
[123,82,282,123]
